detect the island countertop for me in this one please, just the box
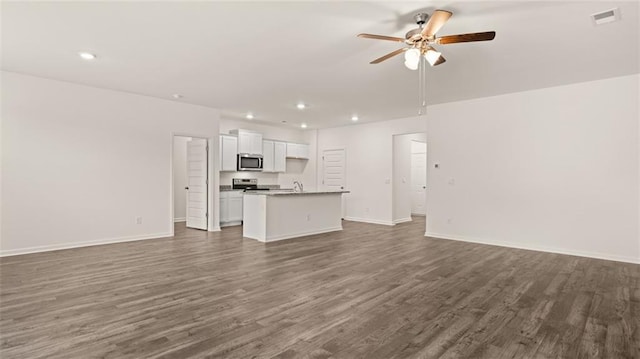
[243,190,350,196]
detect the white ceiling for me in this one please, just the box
[2,1,638,129]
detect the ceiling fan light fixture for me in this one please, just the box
[404,59,419,71]
[404,48,420,62]
[404,48,420,70]
[425,48,442,66]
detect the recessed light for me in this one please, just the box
[246,113,254,120]
[296,103,306,110]
[301,123,308,129]
[351,115,359,122]
[281,120,287,123]
[78,52,96,60]
[172,94,183,99]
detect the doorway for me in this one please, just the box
[410,140,427,215]
[322,148,346,218]
[392,133,427,224]
[173,135,209,231]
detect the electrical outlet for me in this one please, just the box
[306,214,311,221]
[365,207,370,213]
[136,217,143,225]
[447,218,453,224]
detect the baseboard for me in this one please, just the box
[209,227,221,232]
[424,231,640,265]
[220,221,242,227]
[173,217,186,223]
[411,213,426,217]
[260,226,343,243]
[393,217,413,225]
[0,232,173,257]
[344,217,395,226]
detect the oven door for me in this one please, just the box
[237,155,263,171]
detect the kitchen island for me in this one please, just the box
[242,190,349,242]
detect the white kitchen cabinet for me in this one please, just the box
[231,129,262,155]
[298,143,310,159]
[219,195,229,222]
[274,141,287,172]
[262,140,275,172]
[263,140,286,173]
[286,143,297,158]
[219,135,238,172]
[220,190,243,226]
[286,143,310,159]
[228,194,243,222]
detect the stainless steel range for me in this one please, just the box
[232,178,271,192]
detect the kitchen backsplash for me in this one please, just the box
[219,171,279,186]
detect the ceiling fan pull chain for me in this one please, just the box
[418,56,423,115]
[422,56,427,112]
[418,55,428,115]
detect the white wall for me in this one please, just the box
[218,118,317,190]
[392,133,426,223]
[172,136,190,221]
[1,72,220,255]
[317,117,426,225]
[426,74,640,263]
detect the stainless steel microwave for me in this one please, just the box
[237,154,263,171]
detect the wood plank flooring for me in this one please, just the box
[1,217,639,358]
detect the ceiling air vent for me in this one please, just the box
[591,8,621,26]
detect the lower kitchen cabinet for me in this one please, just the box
[220,190,243,226]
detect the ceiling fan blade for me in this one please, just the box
[370,48,407,64]
[357,33,405,43]
[421,10,452,38]
[436,31,496,45]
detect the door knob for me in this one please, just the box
[185,187,189,190]
[422,186,426,189]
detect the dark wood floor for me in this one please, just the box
[1,217,638,358]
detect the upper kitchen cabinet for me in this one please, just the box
[274,141,287,172]
[231,129,262,155]
[219,134,238,172]
[286,143,310,159]
[262,140,275,172]
[263,140,287,173]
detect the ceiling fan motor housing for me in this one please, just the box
[406,13,431,42]
[414,13,429,25]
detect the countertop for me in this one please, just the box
[243,190,350,196]
[220,185,280,192]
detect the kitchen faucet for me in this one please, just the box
[293,181,304,192]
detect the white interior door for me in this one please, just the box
[186,138,208,230]
[411,141,427,215]
[323,149,346,217]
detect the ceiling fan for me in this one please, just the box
[358,10,496,69]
